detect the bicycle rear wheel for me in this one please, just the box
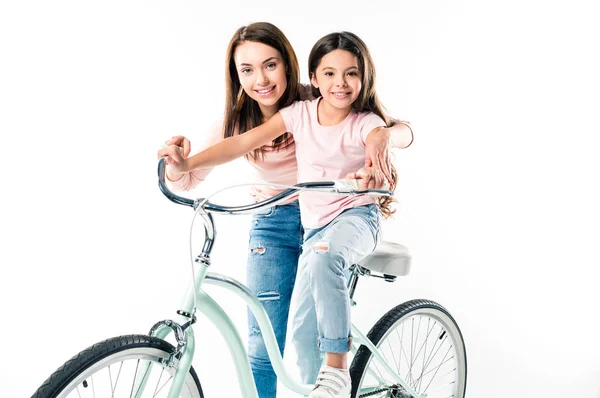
[32,334,203,398]
[350,299,466,398]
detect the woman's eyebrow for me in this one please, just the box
[239,57,279,67]
[261,56,279,64]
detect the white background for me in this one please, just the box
[1,1,599,397]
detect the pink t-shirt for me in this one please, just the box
[279,98,386,229]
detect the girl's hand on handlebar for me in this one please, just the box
[346,167,388,191]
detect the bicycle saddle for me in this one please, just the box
[359,241,411,277]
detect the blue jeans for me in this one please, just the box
[290,204,381,384]
[246,200,321,397]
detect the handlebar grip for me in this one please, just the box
[158,158,195,207]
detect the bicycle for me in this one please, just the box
[32,158,467,398]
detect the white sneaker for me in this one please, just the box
[308,365,351,398]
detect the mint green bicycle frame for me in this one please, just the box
[146,159,424,398]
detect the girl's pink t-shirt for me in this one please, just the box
[279,98,386,229]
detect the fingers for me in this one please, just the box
[164,136,191,158]
[351,168,371,190]
[374,150,393,186]
[166,135,184,146]
[157,145,181,161]
[181,138,191,158]
[350,167,389,190]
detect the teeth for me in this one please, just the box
[257,87,274,94]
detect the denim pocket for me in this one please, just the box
[253,205,276,219]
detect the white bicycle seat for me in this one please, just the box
[359,241,411,277]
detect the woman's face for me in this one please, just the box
[234,41,288,117]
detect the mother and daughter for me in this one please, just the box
[158,22,413,398]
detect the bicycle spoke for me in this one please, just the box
[130,359,153,398]
[154,373,174,397]
[129,359,141,398]
[114,362,124,397]
[353,303,465,398]
[413,351,455,389]
[422,346,453,394]
[152,366,164,397]
[386,336,400,372]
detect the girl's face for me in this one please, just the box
[310,49,362,112]
[234,41,288,117]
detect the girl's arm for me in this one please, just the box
[157,113,287,174]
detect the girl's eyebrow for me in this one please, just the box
[239,57,280,67]
[320,66,359,71]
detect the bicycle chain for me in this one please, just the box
[359,384,413,398]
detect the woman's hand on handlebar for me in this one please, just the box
[165,135,191,158]
[157,136,191,180]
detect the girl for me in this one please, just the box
[160,30,402,398]
[160,24,413,397]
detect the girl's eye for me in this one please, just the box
[325,71,334,77]
[266,62,277,70]
[348,71,358,77]
[241,68,252,74]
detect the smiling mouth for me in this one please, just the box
[255,86,275,95]
[332,92,350,98]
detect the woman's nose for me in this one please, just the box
[256,71,268,85]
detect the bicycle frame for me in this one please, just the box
[151,263,424,398]
[148,159,423,398]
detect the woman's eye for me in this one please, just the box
[266,63,277,69]
[241,68,252,74]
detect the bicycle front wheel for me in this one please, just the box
[32,334,203,398]
[350,299,466,398]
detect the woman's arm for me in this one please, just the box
[157,113,287,174]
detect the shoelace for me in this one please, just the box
[312,368,349,396]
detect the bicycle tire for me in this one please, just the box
[32,334,203,398]
[350,299,467,398]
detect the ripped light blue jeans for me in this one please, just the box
[246,200,321,397]
[290,204,381,384]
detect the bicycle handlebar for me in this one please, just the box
[157,158,392,214]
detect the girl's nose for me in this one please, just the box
[335,76,347,87]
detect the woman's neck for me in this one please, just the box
[317,98,351,126]
[259,103,278,121]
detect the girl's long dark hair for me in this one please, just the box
[223,22,301,160]
[308,32,397,218]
